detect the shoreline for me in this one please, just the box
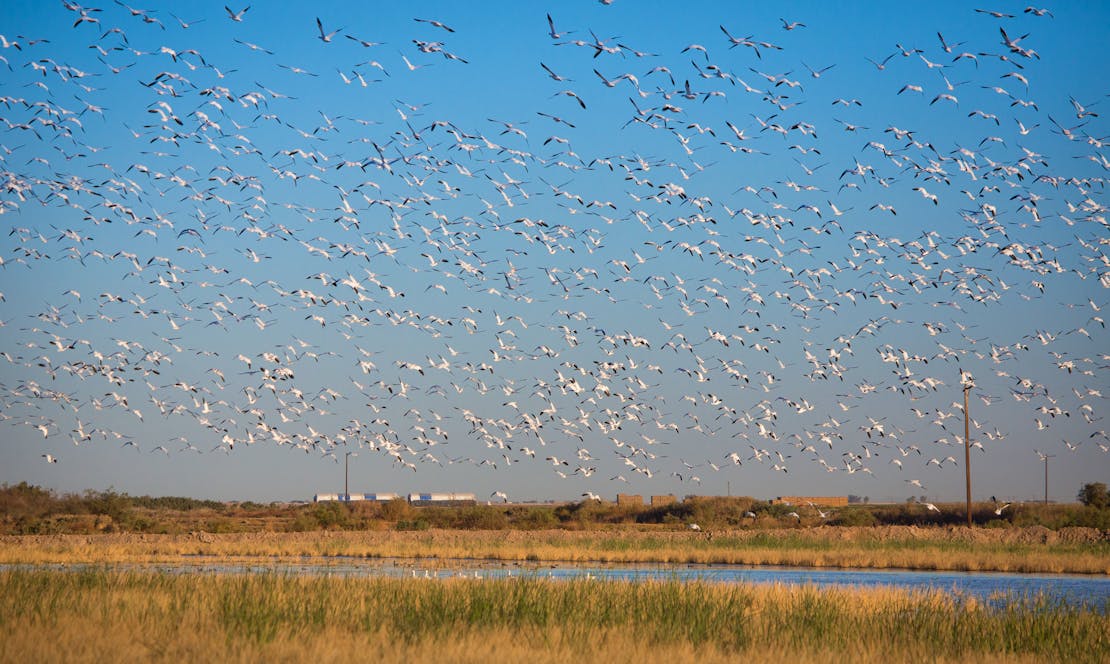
[6,554,1110,580]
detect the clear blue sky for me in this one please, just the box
[0,1,1106,504]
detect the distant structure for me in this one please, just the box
[772,496,849,507]
[407,492,477,506]
[650,494,677,507]
[616,493,644,507]
[314,492,401,503]
[313,492,476,505]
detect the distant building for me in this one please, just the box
[313,492,404,503]
[616,493,644,507]
[650,494,677,507]
[362,493,402,502]
[772,496,849,507]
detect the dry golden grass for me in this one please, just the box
[0,569,1105,664]
[0,625,1069,664]
[2,526,1107,574]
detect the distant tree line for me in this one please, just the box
[3,482,1108,535]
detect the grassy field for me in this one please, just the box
[0,568,1105,664]
[2,527,1107,574]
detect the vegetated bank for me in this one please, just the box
[2,484,1107,574]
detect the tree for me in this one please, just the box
[1077,482,1108,509]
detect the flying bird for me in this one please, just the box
[414,17,454,32]
[225,5,250,21]
[315,17,341,43]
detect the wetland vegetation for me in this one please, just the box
[0,568,1105,664]
[3,484,1107,573]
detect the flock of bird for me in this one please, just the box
[0,2,1106,502]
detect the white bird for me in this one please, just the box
[42,454,58,463]
[315,17,341,43]
[807,502,830,519]
[414,17,454,32]
[546,13,570,40]
[913,187,939,205]
[225,5,250,22]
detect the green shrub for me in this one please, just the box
[831,508,878,527]
[1077,482,1108,509]
[512,507,557,530]
[82,489,135,525]
[287,513,317,532]
[311,502,350,530]
[379,498,412,521]
[454,507,509,530]
[129,495,225,511]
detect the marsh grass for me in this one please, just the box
[0,569,1106,663]
[2,528,1106,574]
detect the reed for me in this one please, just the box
[0,569,1105,663]
[2,527,1107,574]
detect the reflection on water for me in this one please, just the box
[6,559,1107,610]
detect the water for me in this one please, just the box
[7,558,1107,610]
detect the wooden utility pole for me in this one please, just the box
[1043,454,1054,504]
[963,383,972,527]
[345,451,353,502]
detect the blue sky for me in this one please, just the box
[0,1,1106,504]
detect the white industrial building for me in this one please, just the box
[313,492,402,503]
[313,492,476,504]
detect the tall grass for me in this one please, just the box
[0,569,1105,663]
[2,528,1106,574]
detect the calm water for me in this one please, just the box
[9,559,1108,610]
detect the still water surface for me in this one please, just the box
[12,558,1108,610]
